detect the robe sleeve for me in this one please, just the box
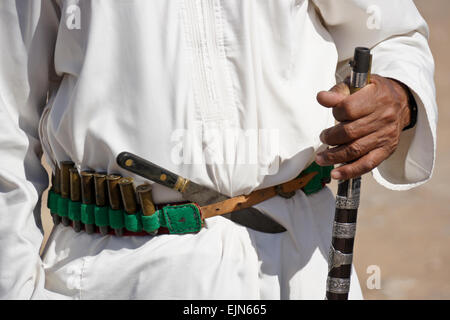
[312,0,437,190]
[0,0,63,299]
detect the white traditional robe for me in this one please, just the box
[0,0,436,299]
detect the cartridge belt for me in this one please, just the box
[47,162,332,236]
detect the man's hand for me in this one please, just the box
[315,74,412,180]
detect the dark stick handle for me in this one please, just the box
[117,152,179,190]
[326,47,371,300]
[326,178,360,300]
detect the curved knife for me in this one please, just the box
[116,151,286,233]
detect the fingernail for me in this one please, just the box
[331,170,342,180]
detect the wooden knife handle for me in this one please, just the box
[116,152,180,190]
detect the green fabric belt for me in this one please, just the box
[300,162,333,195]
[47,191,202,234]
[47,162,332,235]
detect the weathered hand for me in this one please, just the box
[315,74,412,180]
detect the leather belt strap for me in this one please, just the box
[201,171,318,219]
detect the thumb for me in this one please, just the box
[330,81,351,95]
[317,82,351,108]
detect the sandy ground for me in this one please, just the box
[38,0,450,299]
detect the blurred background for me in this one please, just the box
[38,0,450,299]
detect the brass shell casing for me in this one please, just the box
[80,170,96,234]
[51,165,62,225]
[53,165,61,194]
[118,177,138,215]
[80,171,95,204]
[59,161,75,226]
[69,168,81,202]
[94,172,110,235]
[60,161,75,199]
[70,168,83,232]
[107,174,124,236]
[136,184,156,216]
[94,172,108,206]
[106,174,122,210]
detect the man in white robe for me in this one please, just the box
[0,0,437,299]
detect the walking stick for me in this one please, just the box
[326,47,372,300]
